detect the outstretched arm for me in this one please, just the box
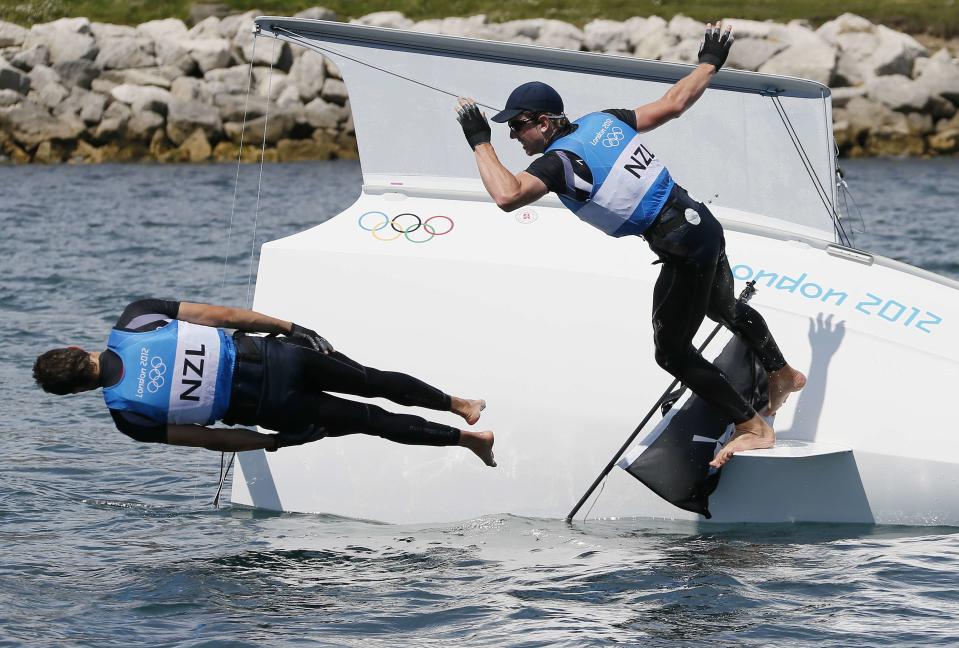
[634,22,733,132]
[167,424,279,452]
[166,424,327,452]
[176,302,292,334]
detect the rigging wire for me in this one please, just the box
[767,93,852,246]
[213,32,278,508]
[270,25,502,111]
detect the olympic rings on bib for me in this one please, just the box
[358,211,455,244]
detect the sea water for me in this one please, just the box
[1,159,958,646]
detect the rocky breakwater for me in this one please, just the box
[0,8,356,163]
[354,11,959,157]
[1,10,958,163]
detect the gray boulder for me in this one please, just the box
[276,85,303,108]
[667,15,704,40]
[0,20,29,48]
[180,37,233,73]
[413,16,495,40]
[218,11,257,40]
[91,78,118,94]
[288,50,326,100]
[759,26,836,85]
[188,16,222,38]
[166,98,222,145]
[94,100,132,139]
[725,37,787,72]
[99,68,172,88]
[0,58,30,93]
[633,24,678,60]
[871,26,927,77]
[816,13,874,44]
[320,77,348,105]
[26,19,99,65]
[915,55,959,105]
[536,20,584,50]
[95,36,156,69]
[0,100,84,146]
[233,27,291,68]
[293,7,338,21]
[154,39,196,74]
[170,76,211,102]
[722,18,775,39]
[110,84,174,115]
[254,68,290,100]
[52,86,106,124]
[11,44,49,71]
[78,90,107,124]
[0,88,22,106]
[224,109,295,144]
[584,19,632,53]
[866,74,933,112]
[325,57,341,78]
[27,64,60,91]
[352,12,414,29]
[34,81,69,109]
[831,85,867,108]
[136,18,188,41]
[126,109,165,141]
[52,59,100,89]
[844,96,904,137]
[627,15,667,50]
[214,92,269,121]
[90,22,137,39]
[300,97,348,130]
[204,65,252,94]
[660,37,701,64]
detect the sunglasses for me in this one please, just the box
[507,116,538,133]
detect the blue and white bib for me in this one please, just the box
[546,112,674,237]
[103,320,235,425]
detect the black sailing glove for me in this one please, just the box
[269,424,327,452]
[698,23,734,71]
[457,101,492,150]
[287,323,333,354]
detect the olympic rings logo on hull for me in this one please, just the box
[602,126,625,148]
[147,356,167,393]
[358,212,454,243]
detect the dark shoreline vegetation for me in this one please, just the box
[2,0,959,37]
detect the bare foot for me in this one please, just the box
[762,365,807,416]
[459,430,496,467]
[709,415,775,468]
[452,397,486,426]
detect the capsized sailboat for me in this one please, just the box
[231,17,959,526]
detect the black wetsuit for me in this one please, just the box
[102,300,460,445]
[526,111,786,423]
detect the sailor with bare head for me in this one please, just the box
[33,299,495,467]
[455,22,805,467]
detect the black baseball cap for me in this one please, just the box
[491,82,564,122]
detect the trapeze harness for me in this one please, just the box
[103,321,235,425]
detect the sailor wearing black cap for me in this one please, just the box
[455,22,806,467]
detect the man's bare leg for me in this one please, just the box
[459,430,496,467]
[709,414,775,468]
[762,364,806,416]
[451,396,486,425]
